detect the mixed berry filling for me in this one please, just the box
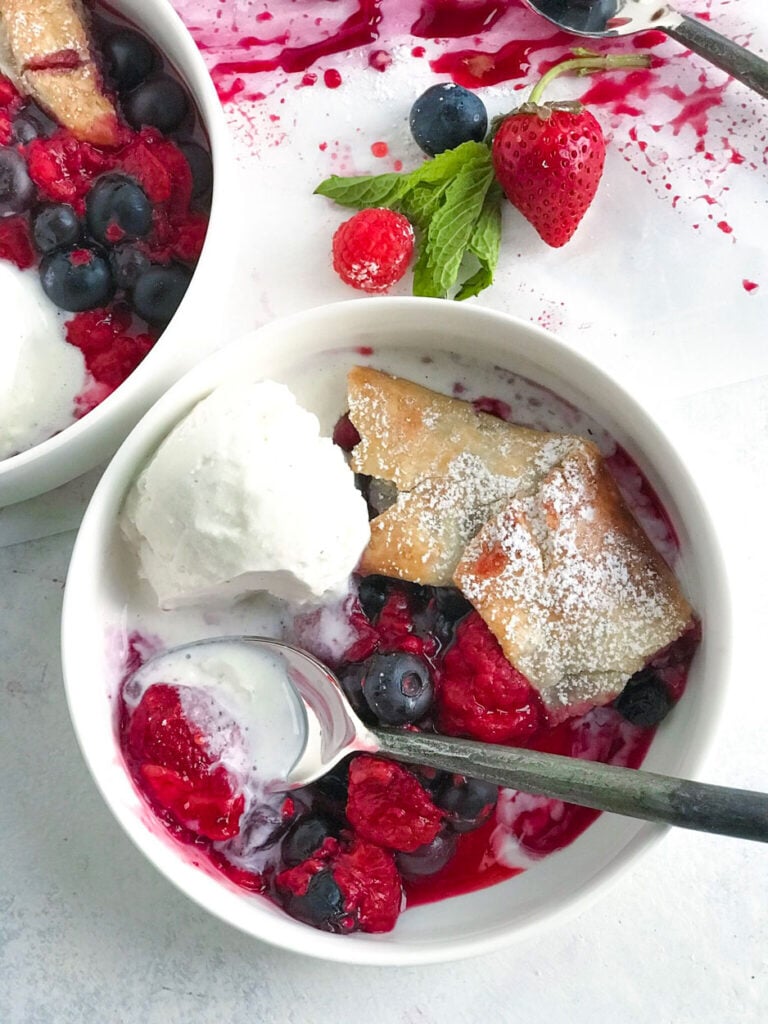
[119,560,698,934]
[0,2,212,448]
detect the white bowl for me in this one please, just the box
[61,297,731,965]
[0,0,234,507]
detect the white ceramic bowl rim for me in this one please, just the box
[61,297,732,966]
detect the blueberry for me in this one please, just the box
[109,243,150,290]
[396,831,457,879]
[360,651,433,726]
[103,28,157,93]
[12,102,56,144]
[31,204,81,253]
[0,148,35,217]
[123,74,190,133]
[86,174,152,246]
[313,757,351,808]
[434,587,473,640]
[409,83,488,157]
[39,246,114,312]
[436,775,498,833]
[281,869,349,932]
[282,814,339,868]
[615,668,672,728]
[132,263,192,326]
[357,575,391,621]
[178,141,213,200]
[338,662,374,723]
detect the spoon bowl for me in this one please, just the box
[126,634,768,844]
[523,0,768,98]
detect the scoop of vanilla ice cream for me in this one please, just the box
[121,379,371,608]
[0,263,85,460]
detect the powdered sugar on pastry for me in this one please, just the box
[455,443,692,720]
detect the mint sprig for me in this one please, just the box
[315,141,502,300]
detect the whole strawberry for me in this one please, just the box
[492,53,650,248]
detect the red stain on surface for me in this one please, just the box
[411,0,512,38]
[324,68,343,89]
[743,279,759,292]
[371,141,389,157]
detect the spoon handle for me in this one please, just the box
[665,14,768,99]
[373,728,768,843]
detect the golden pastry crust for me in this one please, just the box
[348,366,579,585]
[0,0,118,145]
[454,443,693,720]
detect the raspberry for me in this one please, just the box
[125,684,245,841]
[276,837,402,933]
[25,130,115,212]
[437,612,543,744]
[332,208,414,293]
[170,211,208,263]
[0,76,19,108]
[0,111,11,146]
[65,306,155,387]
[0,216,35,269]
[346,755,443,852]
[333,839,402,932]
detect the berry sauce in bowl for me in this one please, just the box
[0,0,232,506]
[61,298,730,965]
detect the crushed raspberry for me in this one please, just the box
[333,839,403,932]
[0,76,20,108]
[0,111,11,145]
[332,412,361,451]
[346,756,443,852]
[0,216,35,269]
[473,396,512,420]
[25,129,115,212]
[437,612,543,744]
[124,684,245,841]
[332,208,414,293]
[276,837,402,933]
[66,306,155,387]
[70,248,94,267]
[341,588,439,665]
[117,133,173,203]
[170,211,208,263]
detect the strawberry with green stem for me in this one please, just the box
[492,51,651,248]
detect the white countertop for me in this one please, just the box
[1,1,767,1020]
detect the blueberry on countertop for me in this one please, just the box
[409,83,488,157]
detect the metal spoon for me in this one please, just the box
[130,635,768,843]
[522,0,768,99]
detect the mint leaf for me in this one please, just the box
[420,149,495,296]
[315,139,503,301]
[456,185,503,301]
[314,173,408,210]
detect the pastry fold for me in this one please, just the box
[0,0,118,144]
[347,366,693,719]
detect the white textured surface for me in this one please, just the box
[2,0,768,1017]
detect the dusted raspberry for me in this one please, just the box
[437,612,543,744]
[332,208,414,293]
[346,756,443,852]
[0,216,35,269]
[334,839,403,932]
[25,130,115,212]
[125,683,245,841]
[66,306,155,387]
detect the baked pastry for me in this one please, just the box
[454,442,693,720]
[347,365,580,585]
[0,0,118,144]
